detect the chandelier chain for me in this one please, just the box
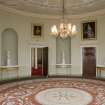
[62,0,64,20]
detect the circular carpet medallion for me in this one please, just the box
[35,88,93,105]
[0,78,105,105]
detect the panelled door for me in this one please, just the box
[82,47,96,78]
[43,47,48,76]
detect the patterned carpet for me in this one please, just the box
[0,78,105,105]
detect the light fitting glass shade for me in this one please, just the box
[51,25,58,36]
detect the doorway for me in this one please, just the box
[31,47,48,77]
[82,47,96,78]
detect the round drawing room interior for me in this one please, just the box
[0,0,105,105]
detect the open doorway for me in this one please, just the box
[31,47,48,77]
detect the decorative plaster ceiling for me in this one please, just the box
[0,0,105,16]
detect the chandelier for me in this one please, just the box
[51,0,77,39]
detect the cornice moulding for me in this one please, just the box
[0,4,105,20]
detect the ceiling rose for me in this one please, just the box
[0,0,105,15]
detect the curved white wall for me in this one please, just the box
[0,9,105,79]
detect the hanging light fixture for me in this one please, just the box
[51,0,77,39]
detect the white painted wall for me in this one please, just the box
[0,9,105,79]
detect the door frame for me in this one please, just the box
[30,44,49,77]
[80,45,98,77]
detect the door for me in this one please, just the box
[43,47,48,76]
[82,47,96,78]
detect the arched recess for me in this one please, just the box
[1,28,18,66]
[56,37,71,64]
